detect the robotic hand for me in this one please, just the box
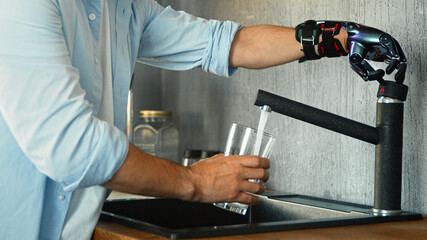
[295,20,407,84]
[343,22,407,84]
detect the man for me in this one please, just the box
[0,0,405,239]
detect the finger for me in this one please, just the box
[386,59,399,74]
[260,170,270,183]
[350,54,369,81]
[240,180,266,195]
[394,39,407,83]
[379,34,399,58]
[238,155,270,169]
[395,62,407,84]
[233,192,261,206]
[361,60,385,82]
[349,41,369,80]
[241,168,270,182]
[368,69,385,81]
[394,38,407,62]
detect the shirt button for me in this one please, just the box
[94,58,99,64]
[89,13,96,21]
[58,194,65,201]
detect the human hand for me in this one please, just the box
[343,23,407,83]
[187,154,270,205]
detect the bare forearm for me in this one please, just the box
[229,25,349,69]
[229,25,304,69]
[104,144,195,201]
[104,143,270,205]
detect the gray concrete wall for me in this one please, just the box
[131,63,162,127]
[133,0,426,213]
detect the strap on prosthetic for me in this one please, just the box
[295,20,348,62]
[295,20,321,62]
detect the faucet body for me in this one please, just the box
[255,81,408,215]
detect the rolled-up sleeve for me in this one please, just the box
[0,0,128,191]
[136,5,242,77]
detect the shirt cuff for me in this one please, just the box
[62,122,129,192]
[201,20,242,77]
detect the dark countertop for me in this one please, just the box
[94,215,427,240]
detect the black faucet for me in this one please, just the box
[254,81,408,216]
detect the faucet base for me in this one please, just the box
[371,208,402,216]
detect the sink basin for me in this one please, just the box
[100,193,422,239]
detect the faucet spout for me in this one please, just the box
[254,90,380,144]
[259,105,272,112]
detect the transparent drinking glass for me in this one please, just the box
[213,123,276,215]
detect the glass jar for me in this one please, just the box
[133,111,179,163]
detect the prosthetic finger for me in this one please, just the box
[394,38,407,62]
[349,42,369,80]
[379,34,399,58]
[386,59,399,74]
[395,62,407,84]
[349,53,369,81]
[361,60,386,83]
[394,39,407,83]
[369,70,386,81]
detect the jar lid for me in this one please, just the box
[139,110,172,117]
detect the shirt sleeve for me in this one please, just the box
[0,0,128,191]
[136,4,242,77]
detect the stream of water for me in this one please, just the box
[253,107,270,156]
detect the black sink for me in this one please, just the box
[100,193,422,239]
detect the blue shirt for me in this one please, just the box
[0,0,240,239]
